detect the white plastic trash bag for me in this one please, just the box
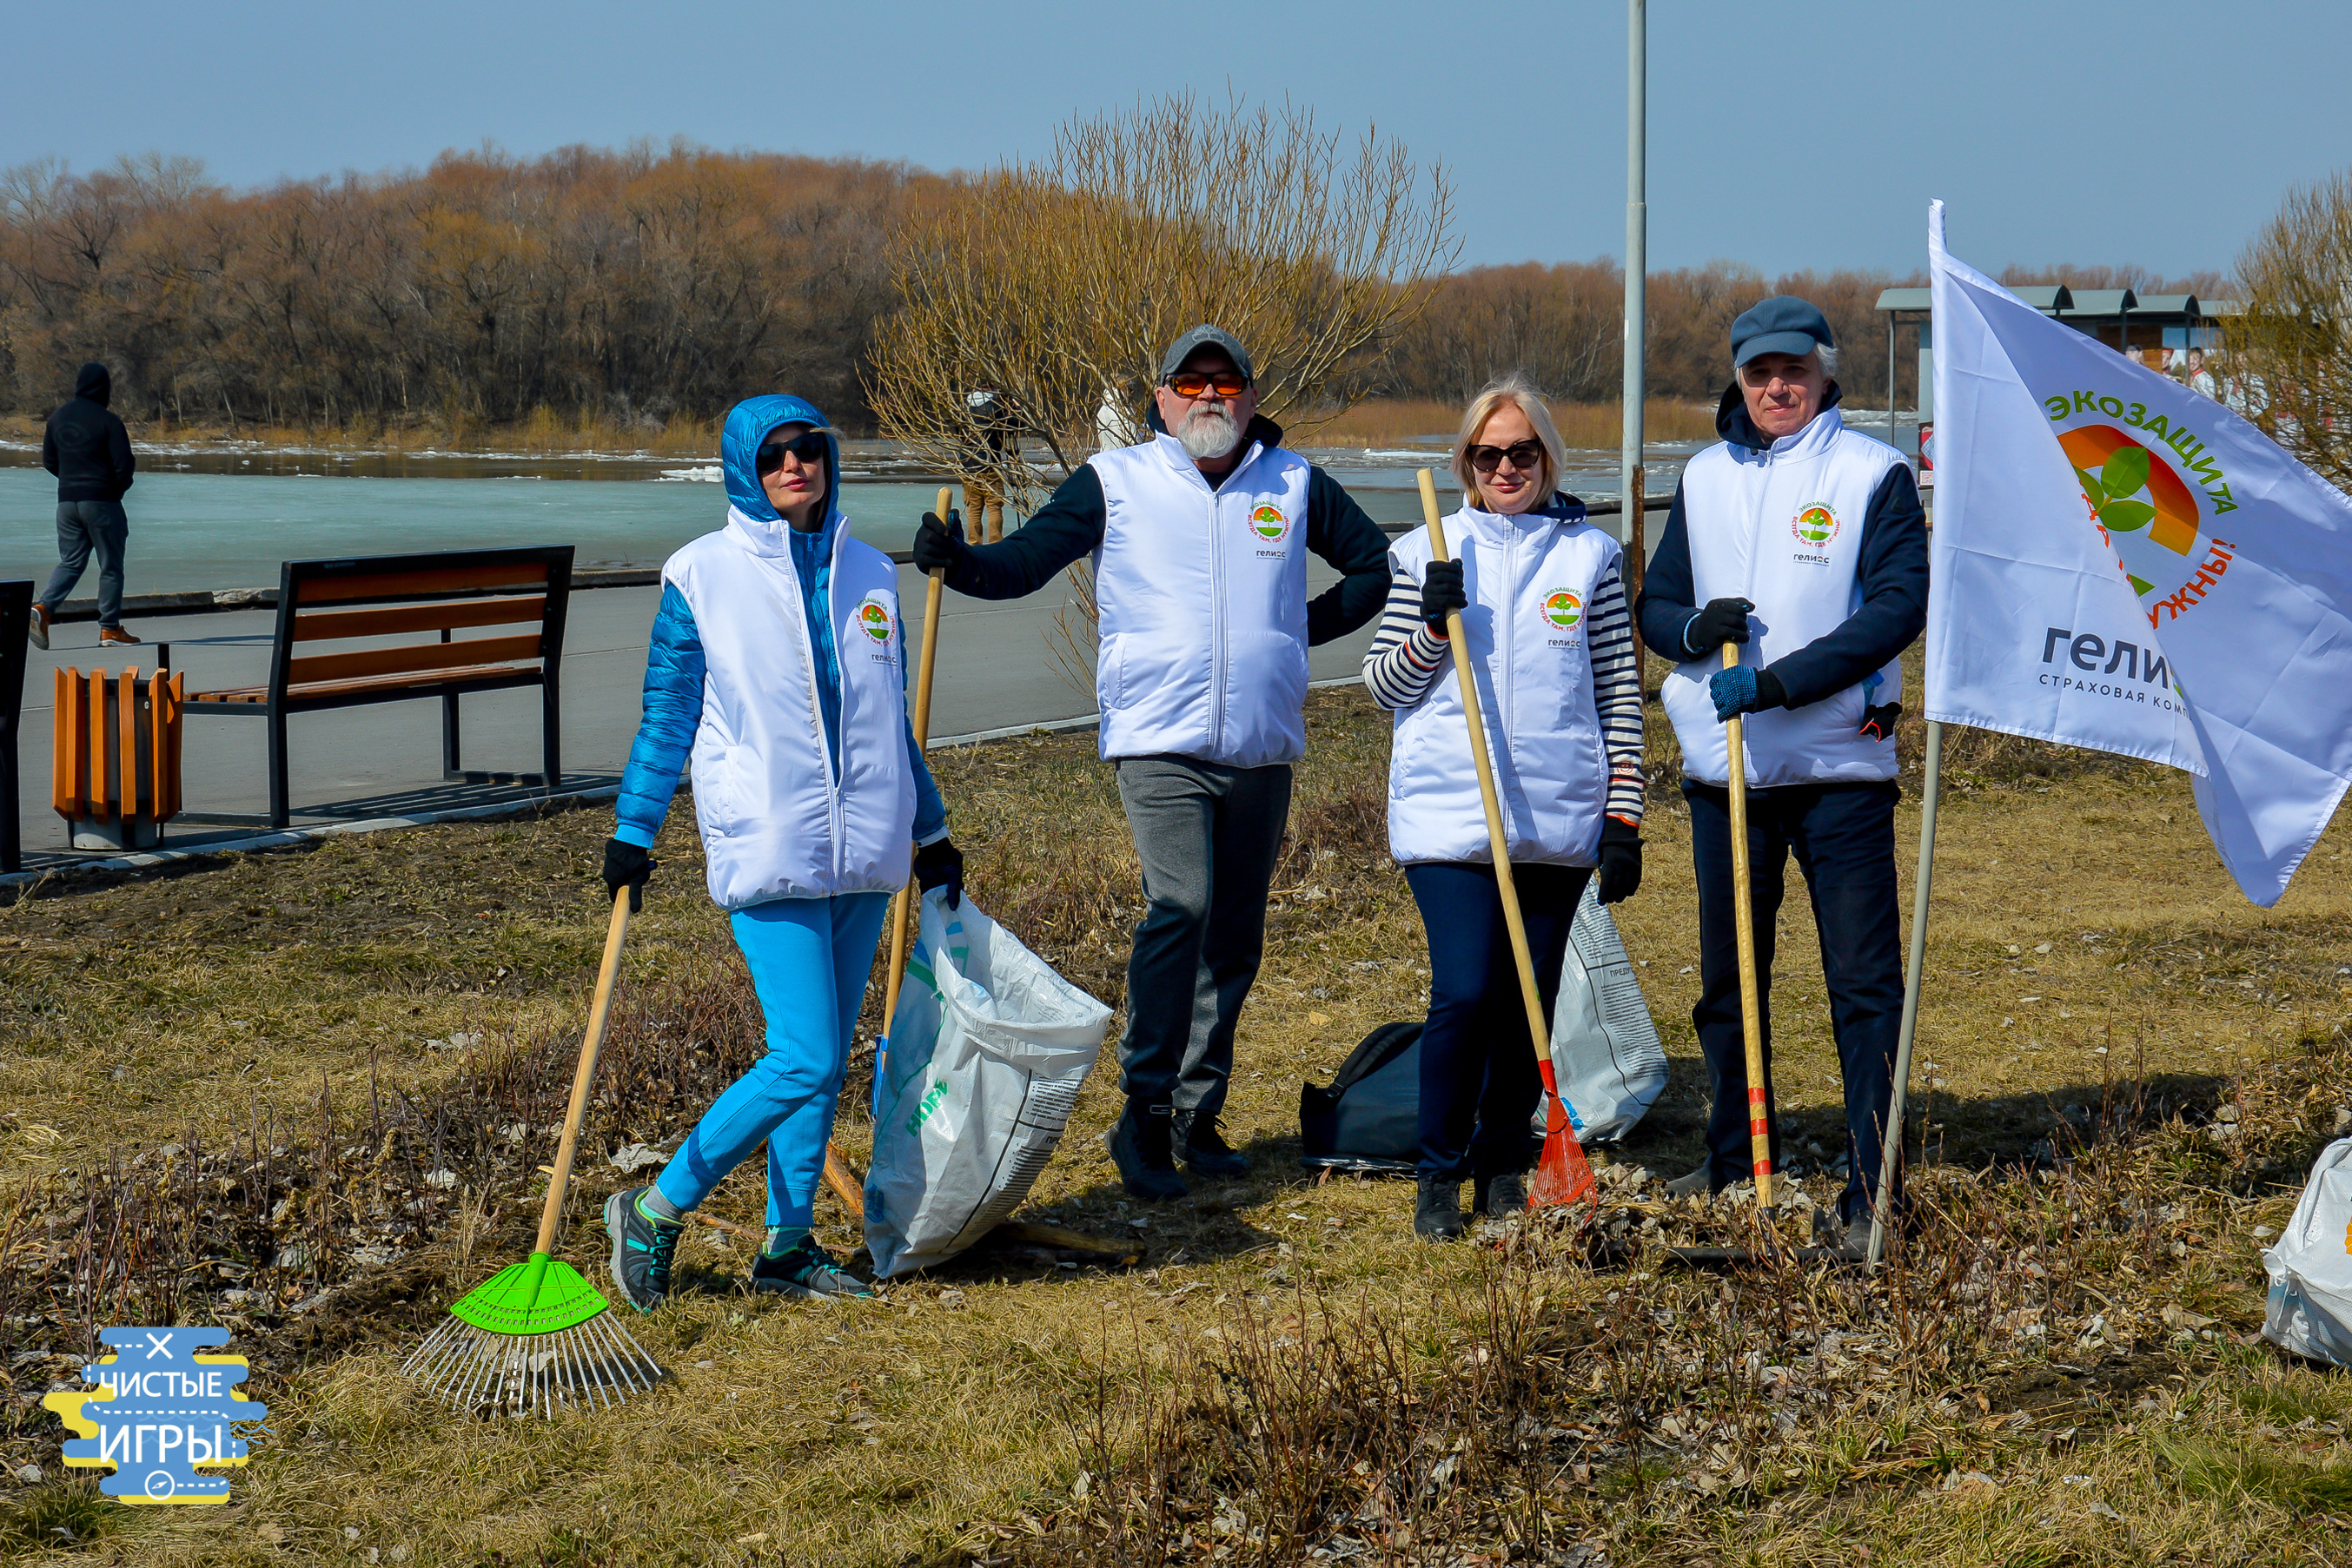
[1541,881,1667,1143]
[865,891,1110,1278]
[2262,1136,2352,1366]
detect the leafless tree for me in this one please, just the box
[2230,170,2352,489]
[866,93,1456,511]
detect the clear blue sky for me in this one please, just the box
[10,0,2346,281]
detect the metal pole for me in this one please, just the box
[1867,718,1943,1272]
[1620,0,1646,556]
[1887,313,1898,444]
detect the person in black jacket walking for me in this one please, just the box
[33,362,139,649]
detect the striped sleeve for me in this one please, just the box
[1587,559,1646,826]
[1361,565,1452,710]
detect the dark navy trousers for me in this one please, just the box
[1685,780,1904,1225]
[1405,860,1592,1183]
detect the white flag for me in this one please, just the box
[1925,200,2352,906]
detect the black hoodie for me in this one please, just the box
[1633,381,1927,713]
[42,363,136,504]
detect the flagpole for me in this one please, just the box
[1868,718,1942,1272]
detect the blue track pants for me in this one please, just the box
[653,890,891,1230]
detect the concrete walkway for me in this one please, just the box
[11,561,1385,868]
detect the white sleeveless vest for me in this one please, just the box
[1088,433,1314,769]
[1660,407,1905,787]
[662,507,916,910]
[1387,506,1620,866]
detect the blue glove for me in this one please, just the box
[1710,665,1786,722]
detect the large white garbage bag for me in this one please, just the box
[2263,1136,2352,1366]
[865,891,1110,1279]
[1543,881,1667,1143]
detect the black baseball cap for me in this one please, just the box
[1159,324,1255,383]
[1731,296,1834,366]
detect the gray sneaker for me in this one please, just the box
[604,1186,685,1313]
[1666,1165,1713,1199]
[751,1235,878,1300]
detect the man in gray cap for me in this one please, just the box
[1633,296,1927,1254]
[914,324,1392,1199]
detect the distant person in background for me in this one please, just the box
[2187,347,2218,400]
[32,362,138,650]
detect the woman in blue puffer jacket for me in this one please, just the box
[598,394,962,1309]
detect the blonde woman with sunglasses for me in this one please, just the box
[1362,374,1645,1241]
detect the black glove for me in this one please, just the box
[1595,819,1642,905]
[1858,701,1903,743]
[1419,559,1468,633]
[912,837,964,909]
[911,510,966,575]
[1684,597,1755,658]
[602,837,656,913]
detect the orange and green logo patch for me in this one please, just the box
[857,599,893,644]
[1792,505,1839,546]
[1249,504,1289,540]
[2060,426,2203,598]
[1542,590,1584,630]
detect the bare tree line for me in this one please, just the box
[0,142,923,433]
[0,140,2236,439]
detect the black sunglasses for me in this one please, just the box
[1466,439,1546,475]
[756,431,829,473]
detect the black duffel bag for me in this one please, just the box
[1298,1022,1423,1174]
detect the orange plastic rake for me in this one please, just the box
[1416,470,1597,1208]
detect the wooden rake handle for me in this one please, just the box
[825,484,957,1219]
[537,886,633,1256]
[1722,642,1774,1207]
[880,484,955,1042]
[1417,471,1557,1094]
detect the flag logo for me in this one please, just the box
[1249,504,1289,540]
[857,599,894,644]
[1541,590,1584,630]
[2058,425,2218,612]
[1792,505,1839,546]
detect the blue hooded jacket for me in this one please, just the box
[613,394,947,853]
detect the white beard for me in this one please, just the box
[1176,404,1242,460]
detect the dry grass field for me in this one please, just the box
[1,673,2348,1565]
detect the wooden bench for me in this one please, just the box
[186,547,574,828]
[1,580,29,872]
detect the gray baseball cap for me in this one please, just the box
[1160,324,1255,383]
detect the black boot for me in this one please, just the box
[1414,1175,1464,1241]
[1474,1169,1527,1217]
[1174,1109,1249,1177]
[1104,1102,1188,1202]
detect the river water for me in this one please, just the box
[0,438,1699,599]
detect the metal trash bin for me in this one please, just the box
[52,666,184,850]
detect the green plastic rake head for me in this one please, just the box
[450,1253,611,1335]
[404,893,665,1418]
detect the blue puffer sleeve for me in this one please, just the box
[614,584,706,848]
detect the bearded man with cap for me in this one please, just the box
[912,325,1393,1200]
[1633,297,1928,1256]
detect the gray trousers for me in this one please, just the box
[1114,755,1293,1122]
[41,500,129,627]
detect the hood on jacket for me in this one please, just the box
[1143,400,1285,453]
[74,362,112,407]
[719,394,840,536]
[1714,378,1844,451]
